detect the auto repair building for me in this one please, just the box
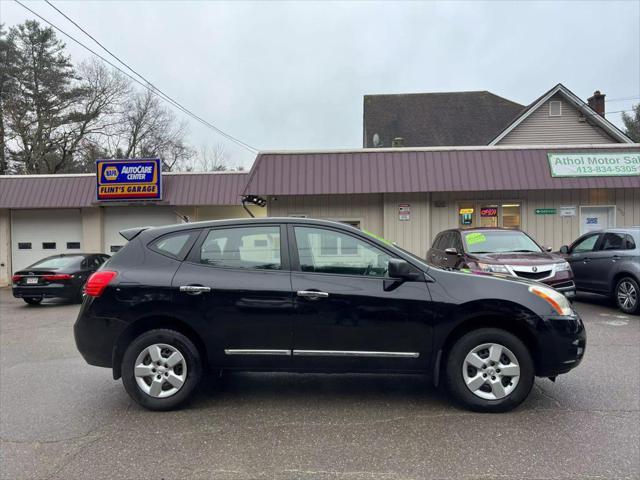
[1,84,638,285]
[0,172,264,284]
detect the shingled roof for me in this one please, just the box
[363,91,524,147]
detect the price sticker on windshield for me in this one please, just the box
[465,232,486,245]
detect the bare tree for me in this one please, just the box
[115,89,194,171]
[3,22,128,173]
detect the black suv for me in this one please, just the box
[75,218,585,412]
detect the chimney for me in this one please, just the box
[587,90,605,117]
[392,137,404,148]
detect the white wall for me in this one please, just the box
[267,194,384,235]
[497,93,616,145]
[0,209,10,285]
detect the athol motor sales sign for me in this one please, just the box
[97,158,162,201]
[548,152,640,177]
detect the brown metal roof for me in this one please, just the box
[244,145,640,195]
[0,172,249,209]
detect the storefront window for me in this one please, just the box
[501,204,521,229]
[479,205,498,228]
[458,202,521,229]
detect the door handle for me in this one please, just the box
[297,290,329,300]
[612,255,620,261]
[179,285,211,295]
[583,258,591,263]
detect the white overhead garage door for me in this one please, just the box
[103,206,179,254]
[11,209,83,272]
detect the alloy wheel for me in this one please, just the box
[617,281,637,311]
[134,343,188,398]
[462,343,520,400]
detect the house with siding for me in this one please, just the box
[363,84,632,148]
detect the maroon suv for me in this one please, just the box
[427,228,576,298]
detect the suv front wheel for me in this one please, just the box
[446,328,535,412]
[122,329,202,410]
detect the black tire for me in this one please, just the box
[445,328,534,413]
[614,276,640,315]
[23,297,42,305]
[121,329,202,411]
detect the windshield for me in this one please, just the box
[463,231,542,254]
[29,256,83,269]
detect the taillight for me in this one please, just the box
[42,274,73,281]
[84,271,117,297]
[11,274,22,283]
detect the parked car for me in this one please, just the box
[74,218,585,412]
[427,228,576,299]
[12,253,110,305]
[560,228,640,314]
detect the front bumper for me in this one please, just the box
[534,313,586,377]
[551,280,576,299]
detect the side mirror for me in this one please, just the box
[444,247,460,256]
[544,246,553,252]
[559,245,569,254]
[388,259,419,281]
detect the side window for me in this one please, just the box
[432,234,443,250]
[571,234,600,253]
[85,256,97,269]
[624,234,636,250]
[440,232,454,249]
[199,226,281,270]
[150,232,195,259]
[452,233,464,252]
[599,233,626,251]
[294,226,391,277]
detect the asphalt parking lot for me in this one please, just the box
[0,287,638,480]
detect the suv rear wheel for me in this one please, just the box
[122,329,202,410]
[446,328,534,412]
[615,276,639,315]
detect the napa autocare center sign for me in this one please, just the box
[548,152,640,177]
[96,158,162,201]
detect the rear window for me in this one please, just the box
[29,256,83,269]
[149,232,195,259]
[463,230,542,254]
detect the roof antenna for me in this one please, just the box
[241,195,267,218]
[174,210,191,223]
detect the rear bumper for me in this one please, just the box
[74,299,127,369]
[534,313,586,377]
[12,284,78,299]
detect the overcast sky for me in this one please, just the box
[1,0,639,168]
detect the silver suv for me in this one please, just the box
[560,228,640,314]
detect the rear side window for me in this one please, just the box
[150,232,196,259]
[199,226,281,270]
[600,232,637,251]
[624,234,636,250]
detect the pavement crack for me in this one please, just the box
[532,383,563,408]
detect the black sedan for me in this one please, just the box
[74,218,585,412]
[12,253,110,305]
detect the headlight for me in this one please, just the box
[555,261,571,272]
[477,263,510,274]
[529,285,573,316]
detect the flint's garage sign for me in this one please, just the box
[96,158,162,201]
